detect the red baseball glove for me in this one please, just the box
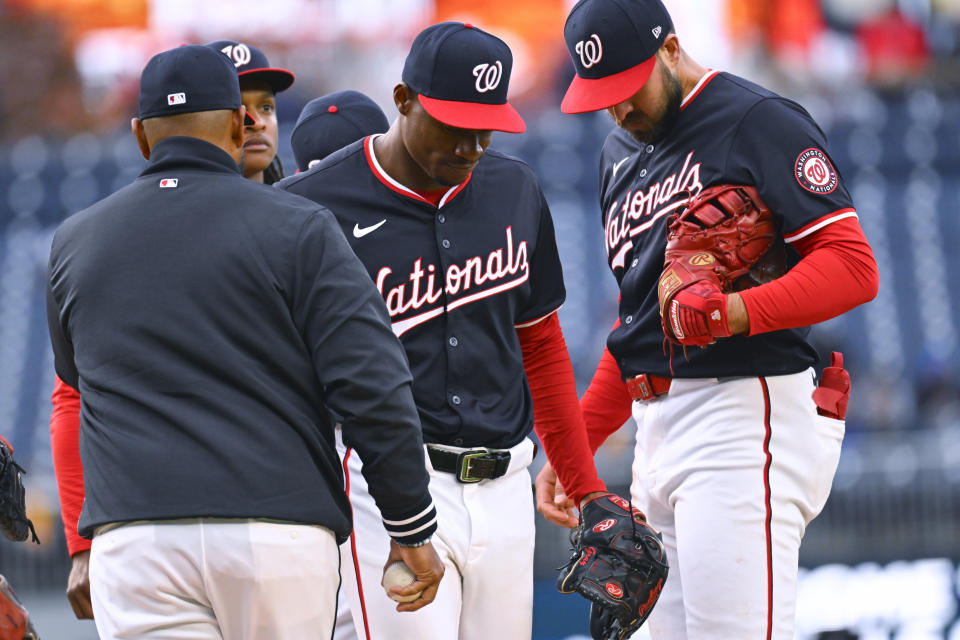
[657,184,781,346]
[0,574,40,639]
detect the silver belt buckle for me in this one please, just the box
[456,449,489,483]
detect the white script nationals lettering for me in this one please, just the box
[376,226,530,336]
[605,151,704,270]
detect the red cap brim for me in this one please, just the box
[418,95,526,133]
[560,56,657,114]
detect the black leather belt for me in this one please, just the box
[426,445,511,483]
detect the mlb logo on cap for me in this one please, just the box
[138,45,242,120]
[159,178,179,188]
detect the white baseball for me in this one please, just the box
[382,561,421,603]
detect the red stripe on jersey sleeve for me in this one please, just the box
[783,208,858,243]
[739,216,879,336]
[517,313,606,503]
[50,376,90,555]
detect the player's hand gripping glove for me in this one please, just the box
[0,574,41,639]
[557,493,668,640]
[0,436,39,544]
[658,184,781,346]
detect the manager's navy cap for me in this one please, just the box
[138,45,243,120]
[207,40,295,93]
[561,0,673,114]
[291,91,390,171]
[402,22,525,133]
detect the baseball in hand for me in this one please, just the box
[382,561,421,603]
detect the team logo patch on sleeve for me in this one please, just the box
[795,148,837,194]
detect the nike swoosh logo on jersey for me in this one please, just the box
[612,156,631,177]
[353,219,386,238]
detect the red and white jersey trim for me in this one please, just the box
[784,209,858,244]
[364,134,470,208]
[680,70,719,111]
[515,306,562,329]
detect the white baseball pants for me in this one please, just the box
[631,370,844,640]
[335,437,536,640]
[89,519,340,639]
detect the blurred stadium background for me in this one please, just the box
[1,0,960,637]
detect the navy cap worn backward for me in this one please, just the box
[561,0,673,114]
[402,22,525,133]
[207,40,295,93]
[138,45,242,120]
[291,91,390,171]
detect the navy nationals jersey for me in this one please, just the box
[277,135,565,449]
[600,71,857,379]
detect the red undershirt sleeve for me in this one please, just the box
[50,376,90,554]
[738,216,879,335]
[517,313,606,503]
[581,343,634,454]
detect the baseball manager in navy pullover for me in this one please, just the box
[45,44,443,640]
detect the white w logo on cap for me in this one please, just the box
[472,61,503,93]
[575,33,603,69]
[220,44,251,68]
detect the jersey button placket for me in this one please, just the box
[451,394,462,406]
[442,238,451,249]
[448,336,458,347]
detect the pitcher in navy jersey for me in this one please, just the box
[535,0,880,638]
[278,22,606,640]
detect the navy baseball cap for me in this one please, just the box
[138,45,243,120]
[207,40,295,93]
[291,91,390,171]
[561,0,673,114]
[402,22,525,133]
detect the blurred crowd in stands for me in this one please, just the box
[4,0,960,142]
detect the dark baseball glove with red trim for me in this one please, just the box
[557,493,668,640]
[0,436,39,544]
[657,184,783,346]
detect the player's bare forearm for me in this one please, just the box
[726,293,749,335]
[67,549,94,619]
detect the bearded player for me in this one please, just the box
[536,0,879,638]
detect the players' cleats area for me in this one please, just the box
[556,493,668,640]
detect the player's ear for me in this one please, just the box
[394,83,414,116]
[230,106,246,149]
[131,118,151,160]
[659,33,681,66]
